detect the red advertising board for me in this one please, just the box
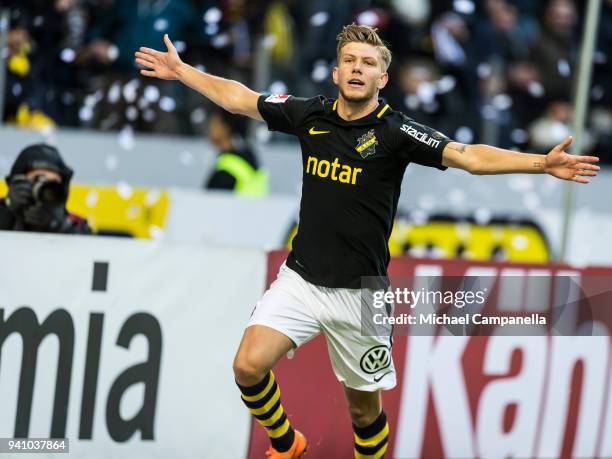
[247,252,612,459]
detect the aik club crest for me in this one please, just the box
[355,129,378,158]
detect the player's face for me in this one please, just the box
[333,42,388,104]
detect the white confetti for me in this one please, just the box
[262,34,277,49]
[557,59,571,77]
[477,63,492,79]
[107,45,119,62]
[159,96,176,112]
[436,75,456,93]
[311,61,329,82]
[118,125,135,151]
[126,204,140,219]
[144,85,160,102]
[455,126,473,143]
[418,194,436,211]
[205,23,219,35]
[310,11,329,27]
[105,154,119,171]
[512,235,528,250]
[190,107,206,124]
[149,225,165,239]
[454,0,475,14]
[11,83,22,97]
[143,109,156,122]
[204,7,222,23]
[481,105,497,120]
[268,80,288,95]
[255,124,272,143]
[511,128,528,144]
[356,11,379,27]
[116,181,133,200]
[60,48,76,63]
[212,33,230,48]
[523,192,540,211]
[154,18,169,32]
[125,106,138,121]
[180,151,194,166]
[492,93,513,111]
[79,105,94,122]
[108,82,121,104]
[527,81,545,98]
[145,189,161,206]
[474,208,492,225]
[122,79,140,104]
[508,175,534,192]
[85,90,103,107]
[448,189,465,206]
[83,190,98,208]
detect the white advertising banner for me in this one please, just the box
[0,232,265,458]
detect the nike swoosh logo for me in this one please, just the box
[309,127,331,135]
[373,371,392,383]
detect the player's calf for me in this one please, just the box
[233,325,301,454]
[353,411,389,459]
[236,371,299,454]
[345,387,389,458]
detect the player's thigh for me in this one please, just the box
[234,263,321,383]
[233,324,295,378]
[247,263,321,348]
[321,288,396,391]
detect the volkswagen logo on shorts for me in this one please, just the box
[360,345,391,374]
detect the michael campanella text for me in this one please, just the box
[373,313,547,326]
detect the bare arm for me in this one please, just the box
[442,137,600,183]
[134,34,262,120]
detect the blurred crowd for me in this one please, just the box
[2,0,612,162]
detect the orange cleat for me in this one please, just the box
[265,430,308,458]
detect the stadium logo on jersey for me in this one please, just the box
[360,345,391,374]
[265,94,290,104]
[355,129,378,158]
[401,124,441,148]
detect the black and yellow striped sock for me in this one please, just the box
[237,371,295,452]
[353,410,389,459]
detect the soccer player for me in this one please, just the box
[135,24,600,458]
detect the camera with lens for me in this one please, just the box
[10,173,67,205]
[31,175,67,204]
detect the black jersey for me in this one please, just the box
[257,94,452,288]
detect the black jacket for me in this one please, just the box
[0,199,92,235]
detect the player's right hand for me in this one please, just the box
[135,34,182,80]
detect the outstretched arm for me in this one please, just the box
[442,136,600,183]
[134,34,262,120]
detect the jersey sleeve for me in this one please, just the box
[257,94,322,135]
[394,115,452,170]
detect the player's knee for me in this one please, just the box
[348,404,379,428]
[233,354,267,387]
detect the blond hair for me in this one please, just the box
[336,23,392,71]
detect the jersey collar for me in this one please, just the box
[330,97,392,126]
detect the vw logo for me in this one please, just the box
[360,345,391,374]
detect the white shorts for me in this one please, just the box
[247,262,396,391]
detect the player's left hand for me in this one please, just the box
[544,136,600,184]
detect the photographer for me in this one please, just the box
[0,144,91,234]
